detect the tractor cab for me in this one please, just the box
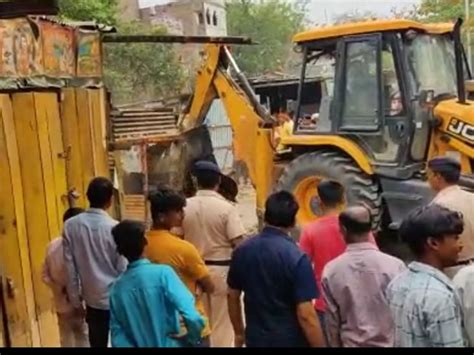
[292,20,470,180]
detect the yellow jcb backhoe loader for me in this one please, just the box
[107,18,474,234]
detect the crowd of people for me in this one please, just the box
[41,155,474,347]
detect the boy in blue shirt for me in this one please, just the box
[109,220,205,347]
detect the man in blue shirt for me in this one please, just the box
[64,177,126,348]
[227,191,326,348]
[109,220,205,347]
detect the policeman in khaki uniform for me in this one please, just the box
[182,161,247,347]
[428,156,474,278]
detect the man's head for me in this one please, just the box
[62,207,84,223]
[317,180,345,213]
[87,177,114,209]
[427,156,461,192]
[193,160,222,190]
[149,187,186,230]
[277,110,291,124]
[400,204,464,268]
[264,191,299,230]
[112,220,147,262]
[339,205,372,243]
[218,174,239,203]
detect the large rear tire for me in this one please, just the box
[276,150,382,230]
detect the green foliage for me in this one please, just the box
[58,0,184,104]
[103,21,184,104]
[226,0,308,76]
[58,0,118,25]
[418,0,464,22]
[417,0,473,64]
[333,10,378,24]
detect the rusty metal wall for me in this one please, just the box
[110,105,180,223]
[204,99,233,173]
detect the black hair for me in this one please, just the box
[428,160,461,184]
[318,180,344,208]
[339,205,373,236]
[399,204,464,257]
[63,207,85,223]
[195,170,221,189]
[148,187,186,223]
[264,191,299,228]
[87,177,114,208]
[112,220,146,262]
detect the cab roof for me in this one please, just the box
[293,19,454,44]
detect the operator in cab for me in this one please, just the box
[428,156,474,278]
[274,109,295,153]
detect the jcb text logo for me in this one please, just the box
[448,118,474,143]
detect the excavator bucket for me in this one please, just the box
[147,124,239,201]
[147,125,216,196]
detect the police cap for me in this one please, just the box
[193,160,221,175]
[428,156,461,174]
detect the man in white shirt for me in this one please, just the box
[42,208,88,347]
[182,161,246,347]
[428,156,474,278]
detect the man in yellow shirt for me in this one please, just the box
[145,188,215,347]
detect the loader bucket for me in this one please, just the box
[147,124,236,198]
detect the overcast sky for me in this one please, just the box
[138,0,421,24]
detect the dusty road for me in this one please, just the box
[236,184,258,234]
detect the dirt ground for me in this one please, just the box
[236,184,259,234]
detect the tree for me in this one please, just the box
[103,21,185,104]
[226,0,309,76]
[58,0,118,25]
[417,0,464,22]
[333,10,378,24]
[390,5,422,20]
[416,0,474,65]
[58,0,184,104]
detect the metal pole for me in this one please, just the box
[102,34,254,45]
[454,18,467,103]
[466,0,472,68]
[222,46,275,126]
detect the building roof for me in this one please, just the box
[35,16,117,32]
[248,72,321,89]
[293,19,454,44]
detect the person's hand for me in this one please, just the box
[170,317,188,340]
[169,330,188,340]
[234,333,245,348]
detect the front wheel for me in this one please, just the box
[276,150,382,230]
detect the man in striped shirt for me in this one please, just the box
[386,205,466,347]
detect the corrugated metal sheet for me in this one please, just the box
[111,107,179,142]
[121,194,146,221]
[204,99,233,173]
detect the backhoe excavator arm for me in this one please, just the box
[179,44,276,212]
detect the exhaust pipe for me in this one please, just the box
[454,18,467,104]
